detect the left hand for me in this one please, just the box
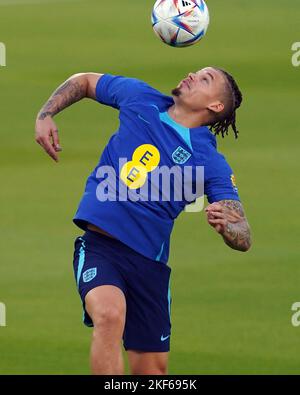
[205,202,242,234]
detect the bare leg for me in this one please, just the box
[127,350,169,375]
[85,285,126,375]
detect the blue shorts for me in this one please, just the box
[73,230,172,352]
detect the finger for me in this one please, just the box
[206,211,225,219]
[35,137,42,146]
[205,203,223,212]
[207,218,226,226]
[208,211,240,223]
[51,129,62,152]
[39,137,58,162]
[215,224,223,233]
[45,145,59,162]
[206,206,241,223]
[207,219,225,234]
[228,211,241,220]
[36,134,58,161]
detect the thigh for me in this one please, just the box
[127,350,169,375]
[122,255,172,353]
[73,235,127,327]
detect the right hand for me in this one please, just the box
[205,202,241,234]
[35,116,62,162]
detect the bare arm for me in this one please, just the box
[205,200,252,252]
[35,73,102,161]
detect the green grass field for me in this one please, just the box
[0,0,300,374]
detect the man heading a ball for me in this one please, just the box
[35,67,251,374]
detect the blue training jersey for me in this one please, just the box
[73,74,240,264]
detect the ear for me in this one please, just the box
[207,101,224,114]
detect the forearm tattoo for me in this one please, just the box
[38,79,85,120]
[219,200,252,252]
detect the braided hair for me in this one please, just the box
[209,68,243,139]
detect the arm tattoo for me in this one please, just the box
[219,200,252,252]
[38,79,86,120]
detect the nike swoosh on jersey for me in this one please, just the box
[160,334,170,342]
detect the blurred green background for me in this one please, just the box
[0,0,299,374]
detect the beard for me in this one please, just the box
[171,87,182,97]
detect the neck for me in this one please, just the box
[168,104,209,129]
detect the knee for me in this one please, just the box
[92,307,124,331]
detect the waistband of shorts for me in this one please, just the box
[81,229,134,253]
[79,230,170,269]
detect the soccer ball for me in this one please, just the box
[151,0,210,47]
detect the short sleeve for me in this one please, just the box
[204,152,240,203]
[95,74,147,109]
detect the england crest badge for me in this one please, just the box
[172,146,192,164]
